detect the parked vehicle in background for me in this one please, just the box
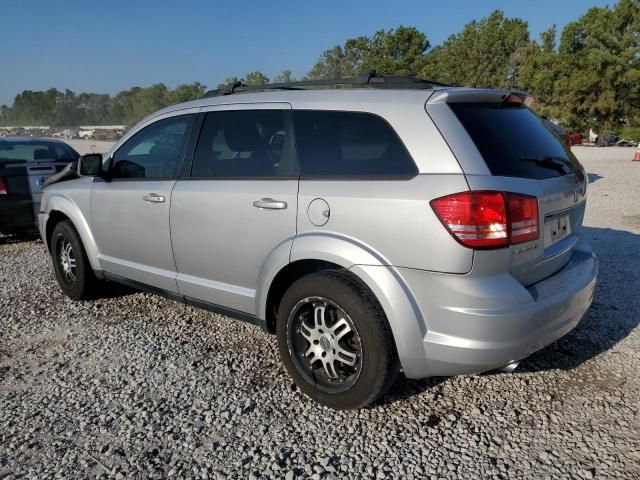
[39,75,597,409]
[77,130,94,139]
[0,137,79,235]
[90,129,123,141]
[567,131,582,146]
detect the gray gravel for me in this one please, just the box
[1,147,639,479]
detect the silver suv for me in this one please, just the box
[39,76,598,409]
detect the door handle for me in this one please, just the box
[253,198,288,210]
[143,193,166,203]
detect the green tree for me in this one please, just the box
[244,71,269,85]
[519,0,640,131]
[272,69,294,83]
[113,83,170,126]
[107,84,169,127]
[10,89,59,125]
[539,25,556,52]
[308,26,429,79]
[419,10,530,88]
[518,26,566,121]
[0,105,10,125]
[77,93,112,125]
[168,82,207,104]
[555,0,640,130]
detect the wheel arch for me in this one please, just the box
[257,233,427,377]
[44,195,102,273]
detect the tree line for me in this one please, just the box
[1,0,638,135]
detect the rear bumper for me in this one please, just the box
[398,237,598,378]
[0,195,35,233]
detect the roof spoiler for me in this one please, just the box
[427,88,534,107]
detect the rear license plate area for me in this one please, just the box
[544,212,571,248]
[28,166,56,193]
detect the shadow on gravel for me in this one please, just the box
[0,231,40,245]
[517,226,639,373]
[376,375,448,407]
[95,281,137,299]
[588,172,604,184]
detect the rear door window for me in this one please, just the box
[293,110,417,177]
[191,110,298,178]
[450,103,583,180]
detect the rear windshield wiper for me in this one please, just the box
[520,156,584,181]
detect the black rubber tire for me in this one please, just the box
[277,270,399,409]
[50,220,97,300]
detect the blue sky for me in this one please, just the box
[0,0,614,106]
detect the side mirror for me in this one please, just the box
[78,153,103,176]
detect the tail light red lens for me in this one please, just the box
[507,194,539,244]
[430,191,539,249]
[430,191,508,248]
[0,177,7,195]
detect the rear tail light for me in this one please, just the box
[0,177,7,195]
[507,194,539,244]
[430,191,539,249]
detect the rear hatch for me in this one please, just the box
[426,89,587,285]
[25,161,72,207]
[1,159,74,205]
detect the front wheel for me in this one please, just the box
[50,220,97,300]
[276,270,399,409]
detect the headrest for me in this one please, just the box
[223,116,264,152]
[33,148,52,160]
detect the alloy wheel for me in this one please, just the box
[56,236,77,285]
[287,296,363,393]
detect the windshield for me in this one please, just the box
[450,103,583,180]
[0,140,80,165]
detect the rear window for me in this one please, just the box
[0,141,79,164]
[450,103,582,180]
[294,110,417,177]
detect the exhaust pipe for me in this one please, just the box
[500,360,520,373]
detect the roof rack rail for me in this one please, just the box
[204,71,449,97]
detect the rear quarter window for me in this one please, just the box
[293,110,417,178]
[450,103,582,180]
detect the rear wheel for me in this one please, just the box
[50,220,97,300]
[277,270,399,409]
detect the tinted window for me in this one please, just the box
[191,110,297,178]
[111,115,194,179]
[0,140,79,164]
[293,110,416,177]
[450,103,583,180]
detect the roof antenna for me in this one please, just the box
[356,70,377,84]
[223,80,244,95]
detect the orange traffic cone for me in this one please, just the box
[634,146,640,162]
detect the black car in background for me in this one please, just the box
[0,137,79,235]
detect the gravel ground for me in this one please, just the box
[1,147,639,479]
